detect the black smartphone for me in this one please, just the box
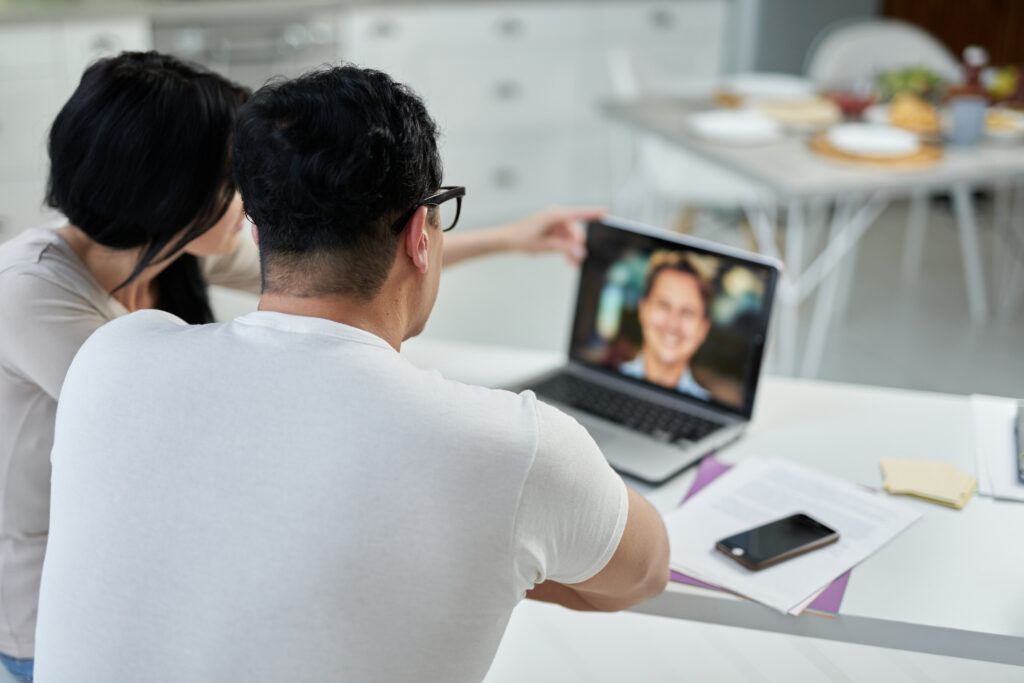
[715,513,839,571]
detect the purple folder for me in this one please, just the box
[669,454,851,617]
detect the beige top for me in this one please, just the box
[0,225,260,657]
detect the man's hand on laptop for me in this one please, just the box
[526,486,670,612]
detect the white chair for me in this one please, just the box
[804,18,965,312]
[606,48,770,238]
[805,18,961,89]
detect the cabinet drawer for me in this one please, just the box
[440,130,576,226]
[347,3,584,54]
[421,53,580,132]
[590,0,727,43]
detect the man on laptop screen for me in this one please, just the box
[619,251,713,400]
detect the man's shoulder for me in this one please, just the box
[410,365,540,422]
[89,309,187,344]
[73,310,191,373]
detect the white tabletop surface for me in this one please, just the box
[400,336,1024,665]
[604,99,1024,200]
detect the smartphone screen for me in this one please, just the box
[715,513,839,570]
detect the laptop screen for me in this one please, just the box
[569,218,780,418]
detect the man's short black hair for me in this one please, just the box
[232,65,443,299]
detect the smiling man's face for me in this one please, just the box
[637,269,710,374]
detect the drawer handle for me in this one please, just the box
[650,9,676,30]
[493,167,518,189]
[494,80,522,101]
[372,20,396,38]
[497,17,524,37]
[90,34,119,53]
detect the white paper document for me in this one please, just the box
[664,457,921,615]
[969,394,1024,502]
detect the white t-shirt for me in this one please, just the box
[35,310,628,683]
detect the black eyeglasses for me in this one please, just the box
[390,185,465,234]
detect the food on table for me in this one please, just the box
[876,67,946,102]
[888,92,941,134]
[984,108,1024,139]
[713,91,744,108]
[823,90,875,117]
[988,65,1019,100]
[986,108,1021,131]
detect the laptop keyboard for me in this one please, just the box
[531,373,723,444]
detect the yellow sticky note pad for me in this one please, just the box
[879,459,977,509]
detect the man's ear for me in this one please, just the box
[250,221,259,248]
[403,206,431,274]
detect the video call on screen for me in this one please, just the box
[570,222,776,413]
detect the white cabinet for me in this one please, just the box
[344,3,592,229]
[343,1,727,228]
[0,18,151,240]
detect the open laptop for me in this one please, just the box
[513,216,781,485]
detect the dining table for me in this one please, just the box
[602,98,1024,377]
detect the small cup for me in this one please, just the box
[948,96,987,146]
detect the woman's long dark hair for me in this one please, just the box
[46,51,250,323]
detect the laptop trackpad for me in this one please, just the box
[576,414,703,484]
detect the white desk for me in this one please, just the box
[603,99,1024,377]
[402,337,1024,666]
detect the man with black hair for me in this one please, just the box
[34,65,669,682]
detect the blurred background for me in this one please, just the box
[0,0,1021,396]
[2,3,1023,681]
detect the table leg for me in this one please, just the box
[801,198,854,377]
[832,229,861,323]
[777,200,806,376]
[997,182,1024,320]
[951,184,989,325]
[992,182,1012,294]
[789,193,888,377]
[743,202,780,261]
[901,190,930,285]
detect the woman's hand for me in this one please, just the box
[496,206,604,265]
[442,206,604,268]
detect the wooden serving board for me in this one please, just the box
[810,132,943,169]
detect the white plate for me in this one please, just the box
[721,73,816,102]
[826,124,921,157]
[688,109,783,144]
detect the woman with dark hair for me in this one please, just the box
[0,51,253,681]
[0,52,594,680]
